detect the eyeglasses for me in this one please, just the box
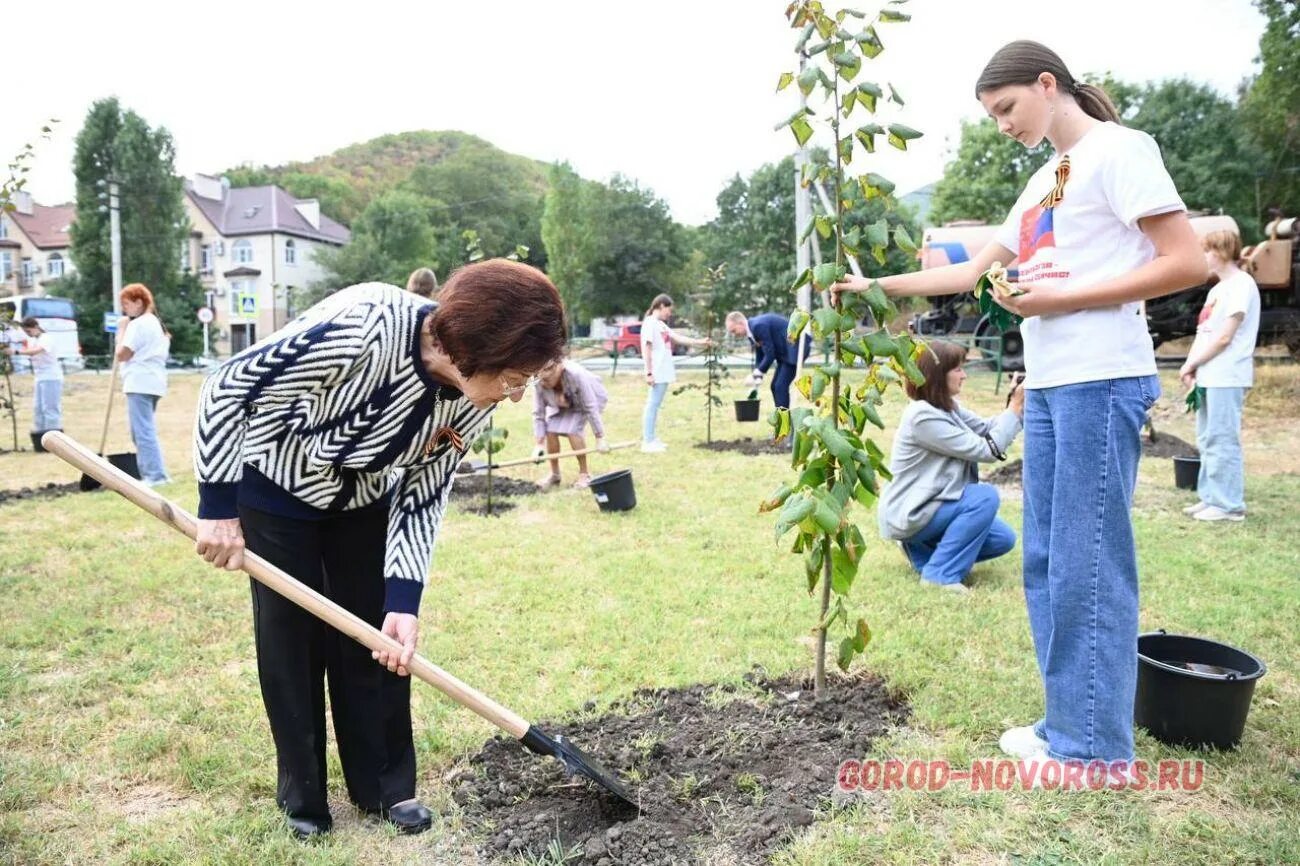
[499,374,538,398]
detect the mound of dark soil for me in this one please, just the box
[452,669,906,865]
[983,432,1198,488]
[696,438,789,457]
[1142,432,1197,459]
[453,474,540,498]
[0,481,82,508]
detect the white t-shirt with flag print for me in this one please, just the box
[995,121,1186,390]
[1194,270,1260,388]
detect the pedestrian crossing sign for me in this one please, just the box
[236,292,258,317]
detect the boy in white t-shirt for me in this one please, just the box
[1179,230,1261,521]
[5,317,64,436]
[639,294,712,452]
[834,41,1207,773]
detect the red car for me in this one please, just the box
[604,322,643,357]
[603,321,692,357]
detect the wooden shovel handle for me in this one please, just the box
[41,431,531,739]
[484,439,639,471]
[98,359,120,455]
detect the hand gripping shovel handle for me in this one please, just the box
[41,431,636,808]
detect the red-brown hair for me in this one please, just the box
[433,259,567,377]
[120,283,169,335]
[904,340,968,412]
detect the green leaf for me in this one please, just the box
[812,306,842,337]
[814,214,835,239]
[859,171,894,198]
[879,9,911,22]
[777,72,795,92]
[811,262,842,290]
[894,224,917,254]
[809,369,829,402]
[797,65,820,96]
[865,218,889,248]
[792,267,813,291]
[888,82,906,105]
[888,123,922,140]
[831,547,859,595]
[864,330,899,360]
[837,637,856,671]
[813,500,842,535]
[787,309,811,342]
[838,136,854,164]
[831,51,861,81]
[791,117,814,147]
[855,27,883,58]
[758,483,796,513]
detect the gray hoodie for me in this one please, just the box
[877,399,1022,541]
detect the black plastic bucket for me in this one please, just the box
[30,432,47,453]
[1135,630,1266,750]
[589,469,636,512]
[1173,455,1200,490]
[734,399,761,422]
[78,452,140,492]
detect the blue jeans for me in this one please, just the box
[127,393,168,482]
[771,362,797,410]
[642,382,669,442]
[902,482,1017,585]
[1022,375,1159,764]
[33,379,63,432]
[1195,386,1246,513]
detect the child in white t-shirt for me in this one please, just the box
[5,316,64,435]
[639,294,712,452]
[833,41,1206,772]
[1179,230,1260,521]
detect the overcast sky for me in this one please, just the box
[3,0,1266,227]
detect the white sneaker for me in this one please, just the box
[1182,501,1209,516]
[999,724,1050,758]
[639,440,668,453]
[1193,505,1245,522]
[918,578,970,594]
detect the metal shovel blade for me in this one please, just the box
[747,389,758,401]
[521,724,637,809]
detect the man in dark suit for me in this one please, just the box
[725,311,805,410]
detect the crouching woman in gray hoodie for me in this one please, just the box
[878,341,1025,592]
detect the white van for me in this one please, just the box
[0,295,85,372]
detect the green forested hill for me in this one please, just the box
[222,130,549,227]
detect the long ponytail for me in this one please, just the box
[975,40,1120,124]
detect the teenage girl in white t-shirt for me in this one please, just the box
[115,282,172,485]
[1180,229,1261,522]
[835,41,1206,774]
[639,293,711,453]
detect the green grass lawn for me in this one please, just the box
[1,364,1297,865]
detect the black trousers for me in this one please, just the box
[240,504,415,821]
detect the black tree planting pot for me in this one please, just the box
[1135,630,1266,750]
[1173,455,1200,490]
[734,399,761,422]
[589,469,636,512]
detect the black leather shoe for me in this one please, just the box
[381,800,433,835]
[286,815,332,839]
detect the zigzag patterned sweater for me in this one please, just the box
[194,283,492,615]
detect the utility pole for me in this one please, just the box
[108,180,122,316]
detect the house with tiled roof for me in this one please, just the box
[0,191,75,297]
[182,174,350,354]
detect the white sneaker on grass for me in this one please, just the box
[918,578,970,594]
[1192,505,1245,522]
[999,724,1050,758]
[1182,501,1209,516]
[639,440,668,453]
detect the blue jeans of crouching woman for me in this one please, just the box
[1022,375,1160,765]
[901,482,1017,586]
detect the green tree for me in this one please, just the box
[928,119,1051,226]
[404,146,546,272]
[1242,0,1300,218]
[703,153,919,314]
[540,162,595,327]
[1127,79,1263,238]
[65,98,202,356]
[312,190,435,300]
[582,175,693,318]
